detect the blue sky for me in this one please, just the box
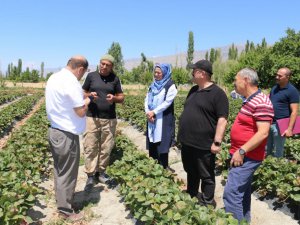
[1,0,300,72]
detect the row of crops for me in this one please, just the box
[0,88,298,224]
[116,94,300,209]
[0,89,51,224]
[107,135,244,224]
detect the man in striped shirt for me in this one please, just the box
[223,68,274,223]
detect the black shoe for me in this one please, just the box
[197,193,216,209]
[94,172,100,184]
[97,172,110,184]
[84,176,95,192]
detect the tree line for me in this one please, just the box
[107,28,300,89]
[1,28,299,89]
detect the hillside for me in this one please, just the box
[44,44,245,74]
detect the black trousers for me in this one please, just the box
[181,144,216,205]
[149,142,168,169]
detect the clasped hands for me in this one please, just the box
[146,111,155,123]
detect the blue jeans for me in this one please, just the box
[223,157,261,223]
[266,123,286,157]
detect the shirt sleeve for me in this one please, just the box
[253,102,274,122]
[145,91,149,113]
[67,81,85,108]
[153,84,178,115]
[214,89,229,118]
[115,77,123,93]
[82,74,91,91]
[289,87,300,103]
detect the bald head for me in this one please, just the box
[67,55,89,70]
[278,67,292,78]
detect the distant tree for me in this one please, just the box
[213,59,238,87]
[30,69,39,82]
[215,49,222,61]
[250,41,255,51]
[205,51,209,60]
[0,71,6,88]
[20,67,31,82]
[186,31,194,69]
[7,64,11,77]
[107,42,125,76]
[261,37,267,49]
[123,52,154,84]
[228,43,238,60]
[46,72,53,81]
[9,65,18,80]
[270,28,300,87]
[224,29,300,88]
[172,67,190,85]
[40,62,44,79]
[245,40,250,53]
[17,59,22,77]
[209,48,215,63]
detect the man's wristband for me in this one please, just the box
[214,141,221,147]
[88,95,94,101]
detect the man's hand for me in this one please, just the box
[211,143,221,154]
[230,151,244,167]
[106,94,114,104]
[90,92,98,101]
[283,128,293,137]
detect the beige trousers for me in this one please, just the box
[83,117,117,175]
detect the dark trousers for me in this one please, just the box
[149,142,168,169]
[181,144,216,205]
[48,128,80,215]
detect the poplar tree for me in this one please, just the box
[107,42,125,76]
[186,31,194,69]
[245,40,250,53]
[17,59,22,77]
[40,62,44,79]
[209,48,215,63]
[7,64,11,77]
[205,51,209,60]
[261,38,267,48]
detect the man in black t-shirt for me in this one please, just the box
[82,54,124,191]
[178,60,229,207]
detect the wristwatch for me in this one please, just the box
[239,148,246,155]
[214,141,221,147]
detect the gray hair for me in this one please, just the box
[238,68,259,86]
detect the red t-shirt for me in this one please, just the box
[230,92,274,161]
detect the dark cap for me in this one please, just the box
[188,60,213,75]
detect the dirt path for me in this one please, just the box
[27,120,299,225]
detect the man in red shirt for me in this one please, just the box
[223,68,274,223]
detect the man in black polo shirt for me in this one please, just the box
[178,59,229,207]
[82,54,124,191]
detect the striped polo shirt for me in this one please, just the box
[230,90,274,161]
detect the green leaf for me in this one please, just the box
[160,203,168,211]
[145,210,154,218]
[290,194,300,202]
[173,212,181,221]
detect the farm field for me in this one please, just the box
[0,87,299,225]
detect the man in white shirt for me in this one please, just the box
[46,55,97,222]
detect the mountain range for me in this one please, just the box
[45,44,245,74]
